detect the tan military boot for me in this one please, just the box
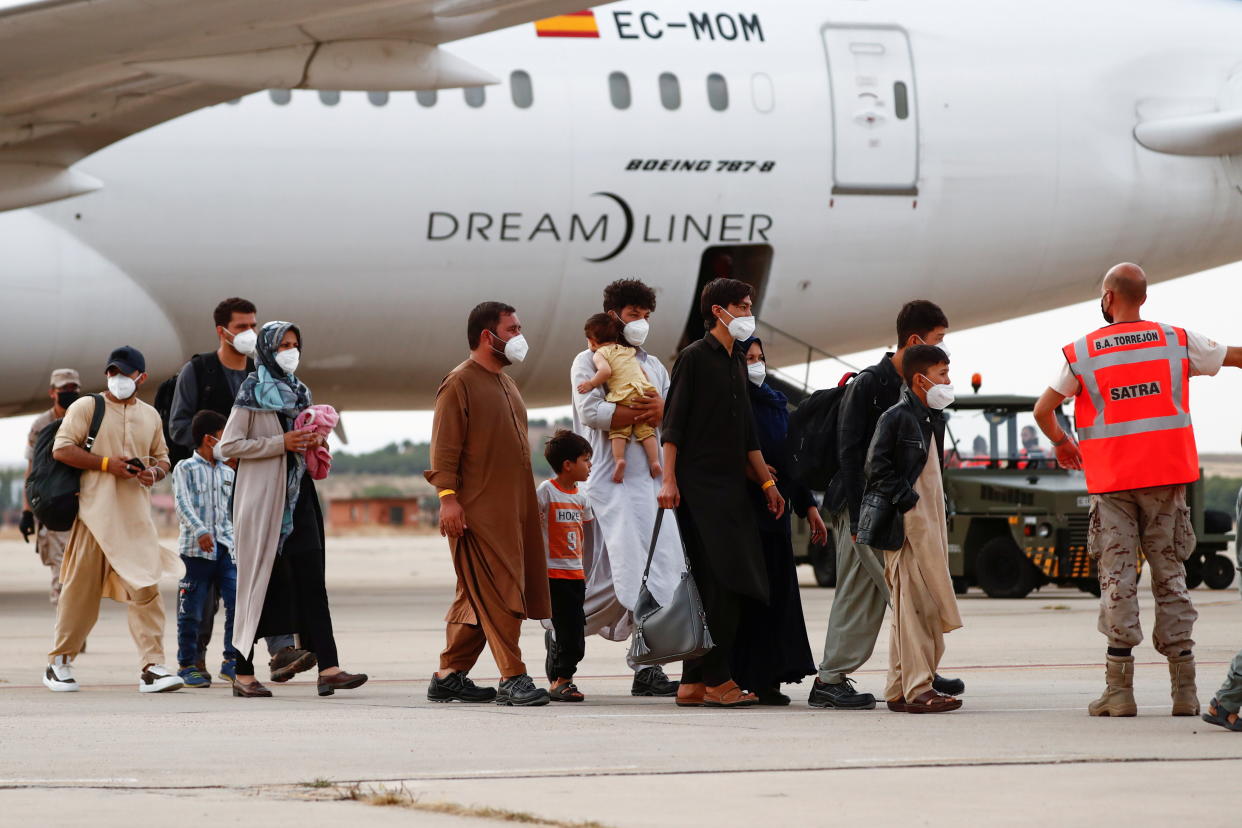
[1088,655,1138,717]
[1168,654,1200,716]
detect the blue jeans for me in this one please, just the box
[177,548,242,667]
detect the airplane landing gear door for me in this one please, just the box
[822,25,918,195]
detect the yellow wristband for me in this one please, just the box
[438,489,456,499]
[761,479,776,491]
[101,457,109,473]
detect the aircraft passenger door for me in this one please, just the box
[822,25,919,195]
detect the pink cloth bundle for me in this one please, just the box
[294,404,338,480]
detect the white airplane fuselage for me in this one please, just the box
[3,0,1242,412]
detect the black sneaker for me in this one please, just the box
[495,674,550,707]
[808,677,876,710]
[932,674,965,696]
[427,671,496,703]
[631,665,679,697]
[544,629,560,684]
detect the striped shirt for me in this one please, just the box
[172,451,235,560]
[536,478,593,580]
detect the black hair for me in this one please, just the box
[901,345,950,387]
[699,278,753,329]
[214,297,256,329]
[467,301,516,349]
[584,313,622,344]
[191,410,228,447]
[544,429,592,474]
[602,279,657,313]
[896,300,949,349]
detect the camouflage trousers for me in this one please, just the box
[35,525,69,605]
[1088,484,1197,657]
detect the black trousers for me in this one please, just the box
[549,578,586,680]
[676,507,743,687]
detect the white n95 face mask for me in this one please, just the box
[503,333,530,364]
[923,376,956,411]
[723,310,757,341]
[622,318,650,348]
[229,329,258,356]
[274,348,301,374]
[107,375,136,400]
[747,362,766,386]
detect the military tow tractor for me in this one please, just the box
[795,393,1236,599]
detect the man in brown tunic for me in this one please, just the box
[425,301,552,707]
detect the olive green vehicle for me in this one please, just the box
[797,394,1236,598]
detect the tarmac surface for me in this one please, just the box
[3,534,1241,826]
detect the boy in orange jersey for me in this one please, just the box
[538,430,595,702]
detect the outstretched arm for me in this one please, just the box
[1034,387,1082,471]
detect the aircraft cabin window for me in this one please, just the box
[269,89,292,105]
[750,73,775,113]
[659,72,681,111]
[706,73,728,111]
[368,91,389,107]
[319,90,340,106]
[894,81,910,120]
[416,90,437,107]
[609,71,631,110]
[510,70,534,108]
[226,99,241,106]
[464,86,486,108]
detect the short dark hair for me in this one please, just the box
[901,345,949,387]
[467,301,516,349]
[896,300,948,348]
[602,279,657,313]
[584,313,622,344]
[699,278,753,328]
[544,429,592,473]
[214,297,256,329]
[191,410,227,447]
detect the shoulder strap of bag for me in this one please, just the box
[640,508,691,585]
[83,394,105,453]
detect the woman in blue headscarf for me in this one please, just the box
[221,321,367,698]
[729,337,825,704]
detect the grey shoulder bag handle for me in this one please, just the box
[628,508,715,666]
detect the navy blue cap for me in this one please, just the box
[105,345,146,375]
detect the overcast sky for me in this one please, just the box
[1,262,1237,465]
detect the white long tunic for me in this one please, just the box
[570,347,686,641]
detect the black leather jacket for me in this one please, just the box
[825,353,903,533]
[856,387,946,552]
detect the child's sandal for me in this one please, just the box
[549,681,584,702]
[1202,698,1242,731]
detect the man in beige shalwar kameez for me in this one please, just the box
[44,346,184,693]
[425,301,553,707]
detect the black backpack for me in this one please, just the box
[153,372,190,467]
[787,368,880,490]
[155,352,252,469]
[26,395,105,532]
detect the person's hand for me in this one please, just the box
[137,466,162,487]
[576,381,593,394]
[765,484,785,519]
[632,389,664,426]
[657,476,680,509]
[106,456,138,480]
[439,495,467,539]
[197,533,214,553]
[807,508,828,546]
[1054,437,1084,471]
[19,510,34,543]
[284,431,316,453]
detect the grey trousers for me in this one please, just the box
[817,508,891,684]
[1215,649,1242,714]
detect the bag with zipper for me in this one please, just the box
[628,508,715,666]
[26,394,106,532]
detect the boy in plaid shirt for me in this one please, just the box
[173,410,240,687]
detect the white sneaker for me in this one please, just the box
[139,664,184,693]
[43,658,79,692]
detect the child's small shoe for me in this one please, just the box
[549,680,584,702]
[178,665,211,688]
[218,660,237,684]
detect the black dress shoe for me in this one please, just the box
[756,688,791,706]
[807,677,876,710]
[427,671,496,703]
[495,674,550,707]
[631,665,679,697]
[932,674,965,696]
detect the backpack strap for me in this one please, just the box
[82,394,105,453]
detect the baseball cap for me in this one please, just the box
[49,368,80,388]
[105,345,146,376]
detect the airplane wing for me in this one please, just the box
[0,0,608,211]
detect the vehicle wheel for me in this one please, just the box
[810,540,836,588]
[1077,578,1101,597]
[1204,554,1236,590]
[974,536,1039,599]
[1204,509,1233,535]
[1184,554,1204,590]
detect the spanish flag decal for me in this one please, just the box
[535,10,600,38]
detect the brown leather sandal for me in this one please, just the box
[676,682,706,707]
[886,698,907,712]
[904,689,961,714]
[704,680,758,708]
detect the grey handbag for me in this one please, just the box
[628,508,715,666]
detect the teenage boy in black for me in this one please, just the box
[810,300,964,709]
